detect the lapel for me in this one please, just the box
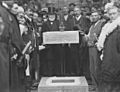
[89,20,104,36]
[63,15,68,21]
[74,15,83,24]
[89,24,95,33]
[46,21,53,31]
[46,20,59,31]
[93,20,102,33]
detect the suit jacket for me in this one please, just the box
[41,19,60,58]
[87,19,106,46]
[74,15,91,34]
[63,15,74,31]
[42,20,60,32]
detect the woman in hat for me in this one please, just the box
[96,3,120,92]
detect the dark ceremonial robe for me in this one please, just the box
[73,15,91,77]
[41,20,62,76]
[0,6,11,92]
[0,5,25,92]
[8,13,26,92]
[97,26,120,92]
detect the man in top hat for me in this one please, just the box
[41,7,63,76]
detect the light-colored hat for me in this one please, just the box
[104,2,114,12]
[17,6,24,13]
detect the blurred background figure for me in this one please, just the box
[69,3,76,11]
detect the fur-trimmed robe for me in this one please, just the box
[97,26,120,92]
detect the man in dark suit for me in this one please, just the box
[62,7,74,31]
[73,7,91,77]
[60,7,75,76]
[85,10,106,91]
[73,7,91,34]
[41,8,63,76]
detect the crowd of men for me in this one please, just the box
[0,0,120,92]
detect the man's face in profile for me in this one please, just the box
[108,7,119,21]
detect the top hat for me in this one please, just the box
[48,6,56,15]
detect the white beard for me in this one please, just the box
[49,18,55,21]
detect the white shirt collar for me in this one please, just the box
[64,15,68,21]
[94,20,100,27]
[76,15,81,21]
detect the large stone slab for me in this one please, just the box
[38,77,88,92]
